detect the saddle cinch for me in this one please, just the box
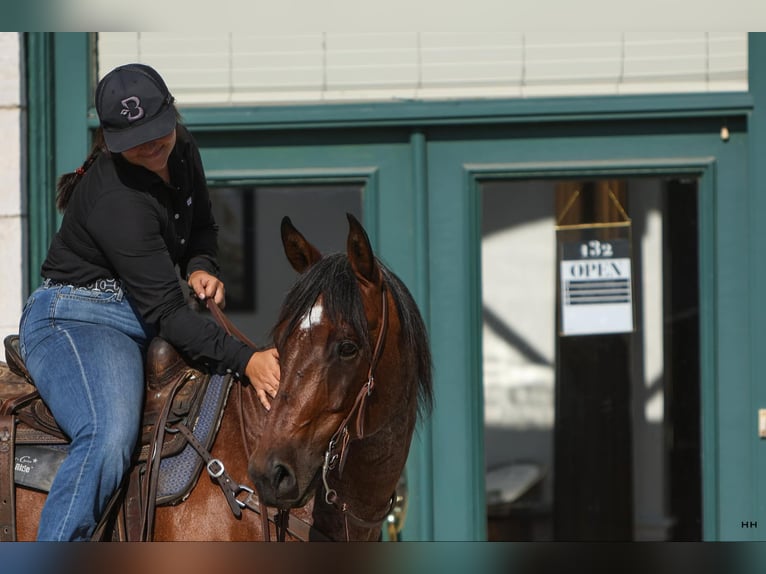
[0,334,234,541]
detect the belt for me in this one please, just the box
[43,277,123,294]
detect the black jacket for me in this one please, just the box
[41,125,254,376]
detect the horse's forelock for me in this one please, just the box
[273,253,434,419]
[273,254,369,354]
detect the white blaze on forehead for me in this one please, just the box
[299,302,324,331]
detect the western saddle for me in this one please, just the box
[0,334,227,541]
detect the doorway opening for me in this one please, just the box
[481,177,701,541]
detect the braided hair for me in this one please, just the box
[55,128,107,212]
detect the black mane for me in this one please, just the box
[273,253,433,419]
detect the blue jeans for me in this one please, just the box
[19,281,153,541]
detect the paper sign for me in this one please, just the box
[560,238,633,336]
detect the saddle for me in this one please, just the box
[0,334,232,541]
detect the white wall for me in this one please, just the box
[0,32,24,345]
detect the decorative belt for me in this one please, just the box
[43,277,123,294]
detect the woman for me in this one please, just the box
[18,63,280,541]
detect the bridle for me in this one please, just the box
[319,282,394,540]
[205,282,393,541]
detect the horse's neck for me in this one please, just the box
[339,367,419,507]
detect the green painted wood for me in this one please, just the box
[25,32,90,293]
[47,111,433,537]
[403,130,435,541]
[709,128,751,540]
[52,32,90,209]
[696,168,719,541]
[24,33,55,293]
[162,92,755,132]
[426,116,749,541]
[744,31,766,543]
[425,148,486,541]
[195,130,436,541]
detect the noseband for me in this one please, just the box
[320,282,395,535]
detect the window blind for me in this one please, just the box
[98,32,747,105]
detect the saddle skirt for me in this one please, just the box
[1,334,233,505]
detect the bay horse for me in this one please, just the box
[11,213,432,541]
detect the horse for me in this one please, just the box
[9,213,433,541]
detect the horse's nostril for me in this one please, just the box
[272,462,297,498]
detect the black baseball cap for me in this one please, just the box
[95,63,177,153]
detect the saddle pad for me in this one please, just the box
[14,373,233,506]
[156,372,232,505]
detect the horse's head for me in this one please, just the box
[249,214,432,519]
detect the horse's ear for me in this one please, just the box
[346,213,379,285]
[281,216,322,273]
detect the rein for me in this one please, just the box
[205,298,295,540]
[205,298,260,350]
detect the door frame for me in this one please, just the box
[462,157,718,539]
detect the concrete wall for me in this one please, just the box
[0,32,24,344]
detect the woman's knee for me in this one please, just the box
[99,418,139,459]
[73,415,138,470]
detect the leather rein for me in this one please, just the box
[204,283,392,541]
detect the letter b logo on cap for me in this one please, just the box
[120,96,145,122]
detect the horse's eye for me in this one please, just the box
[338,340,358,360]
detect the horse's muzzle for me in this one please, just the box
[250,456,301,508]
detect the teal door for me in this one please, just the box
[425,118,751,540]
[189,127,435,541]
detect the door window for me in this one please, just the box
[208,184,363,346]
[482,177,701,541]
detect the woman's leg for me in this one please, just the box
[19,284,149,541]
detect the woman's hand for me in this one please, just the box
[188,270,226,308]
[245,348,281,411]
